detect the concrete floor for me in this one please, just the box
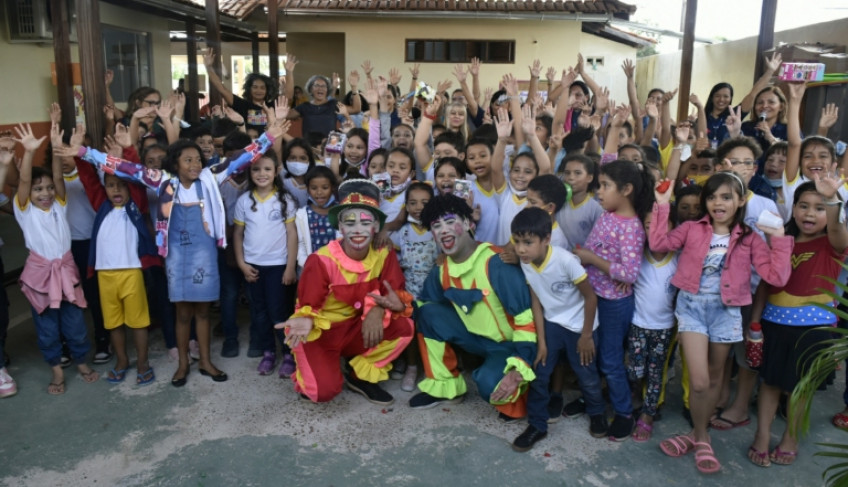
[1,276,847,487]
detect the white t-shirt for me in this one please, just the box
[782,171,848,223]
[743,191,779,291]
[494,185,527,246]
[63,171,96,240]
[521,246,598,333]
[95,206,141,270]
[632,252,678,330]
[555,193,603,250]
[176,181,214,233]
[471,179,502,244]
[14,197,71,260]
[551,222,570,249]
[282,176,309,209]
[234,191,296,266]
[380,191,406,225]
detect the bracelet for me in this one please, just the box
[423,112,437,121]
[673,144,686,151]
[412,77,418,80]
[825,199,842,207]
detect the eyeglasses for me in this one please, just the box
[142,99,161,106]
[729,159,756,167]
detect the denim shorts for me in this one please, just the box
[675,291,742,343]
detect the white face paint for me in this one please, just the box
[339,208,378,251]
[430,213,470,256]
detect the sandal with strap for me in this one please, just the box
[748,445,771,468]
[106,368,128,384]
[137,367,156,386]
[770,446,798,466]
[660,434,695,457]
[833,411,848,431]
[694,441,721,474]
[633,419,653,443]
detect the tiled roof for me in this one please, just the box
[176,0,635,20]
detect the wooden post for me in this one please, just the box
[252,33,260,74]
[754,0,778,81]
[268,0,279,80]
[50,0,75,132]
[186,20,200,122]
[677,0,697,123]
[75,0,106,146]
[205,0,223,107]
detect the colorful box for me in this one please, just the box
[777,62,825,82]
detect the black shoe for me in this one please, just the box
[498,412,525,424]
[563,397,586,418]
[547,394,565,424]
[409,392,464,409]
[512,425,547,452]
[199,368,228,382]
[221,338,239,358]
[608,414,635,442]
[346,374,394,406]
[590,414,609,438]
[171,370,189,387]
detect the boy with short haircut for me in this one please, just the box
[526,174,570,249]
[510,207,606,452]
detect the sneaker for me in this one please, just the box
[589,414,609,438]
[512,425,547,452]
[498,412,525,424]
[257,351,276,375]
[390,358,407,380]
[409,392,465,409]
[345,373,394,406]
[401,365,418,392]
[279,354,296,378]
[189,340,200,361]
[168,347,179,361]
[547,394,565,424]
[563,397,586,418]
[93,345,112,365]
[0,368,17,398]
[221,338,239,358]
[608,414,635,442]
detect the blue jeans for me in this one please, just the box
[33,301,91,366]
[246,264,293,354]
[528,321,604,432]
[597,295,635,416]
[218,249,244,343]
[71,239,107,348]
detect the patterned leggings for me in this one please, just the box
[626,325,673,417]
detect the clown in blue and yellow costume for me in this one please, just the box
[409,194,537,419]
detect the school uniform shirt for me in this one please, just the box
[282,176,309,209]
[14,197,71,260]
[234,191,296,266]
[520,245,598,333]
[555,193,603,251]
[632,252,678,330]
[551,222,570,249]
[94,206,141,270]
[380,191,406,225]
[471,179,503,244]
[63,170,96,240]
[781,171,848,223]
[743,191,780,292]
[494,185,527,247]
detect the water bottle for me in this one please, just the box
[745,322,764,368]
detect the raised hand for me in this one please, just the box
[424,94,442,118]
[725,105,743,137]
[360,60,374,78]
[133,106,157,120]
[674,122,691,144]
[453,63,468,83]
[48,102,62,124]
[545,66,556,82]
[560,67,577,92]
[50,122,64,149]
[348,70,360,90]
[202,47,215,68]
[103,135,122,158]
[694,132,710,152]
[265,119,291,140]
[814,169,848,201]
[223,105,244,125]
[494,106,513,139]
[595,86,610,113]
[819,103,839,130]
[337,101,350,118]
[104,69,114,86]
[654,178,673,205]
[114,123,132,148]
[103,105,116,122]
[575,53,585,74]
[662,88,679,104]
[502,73,518,97]
[764,52,783,73]
[409,63,420,80]
[469,57,481,76]
[155,100,174,121]
[621,59,635,79]
[362,79,380,106]
[610,103,630,127]
[388,67,402,86]
[521,103,536,136]
[436,79,453,95]
[69,123,85,149]
[689,93,702,107]
[275,95,290,120]
[529,59,542,78]
[284,54,298,73]
[785,81,806,101]
[645,99,659,119]
[14,123,47,152]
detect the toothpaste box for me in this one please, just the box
[777,62,825,82]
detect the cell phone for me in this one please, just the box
[453,179,472,199]
[325,131,346,154]
[372,172,391,197]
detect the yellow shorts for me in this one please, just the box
[97,269,150,330]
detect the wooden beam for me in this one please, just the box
[205,0,223,107]
[50,0,74,132]
[676,0,697,123]
[76,0,106,146]
[186,20,200,122]
[754,0,778,81]
[268,0,280,80]
[252,33,260,74]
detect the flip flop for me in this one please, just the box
[137,367,156,387]
[633,419,653,443]
[832,411,848,431]
[710,412,751,430]
[80,370,99,383]
[748,445,771,468]
[47,381,65,395]
[106,368,128,384]
[660,434,695,457]
[694,441,721,474]
[770,446,798,466]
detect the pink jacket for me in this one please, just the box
[20,251,87,314]
[648,203,792,306]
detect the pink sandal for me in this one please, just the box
[694,441,721,474]
[633,419,653,443]
[660,434,695,457]
[770,446,798,466]
[748,445,771,468]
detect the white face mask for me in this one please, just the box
[766,178,782,188]
[287,161,310,176]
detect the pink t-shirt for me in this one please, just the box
[584,211,645,299]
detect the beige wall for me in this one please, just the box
[285,33,344,92]
[636,17,848,120]
[276,16,637,101]
[0,1,170,124]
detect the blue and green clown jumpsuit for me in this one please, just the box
[415,242,537,418]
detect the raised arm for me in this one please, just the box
[664,123,690,182]
[503,73,525,149]
[658,89,678,148]
[690,93,708,141]
[14,124,48,207]
[739,53,782,114]
[469,57,482,107]
[622,59,643,143]
[453,63,479,117]
[521,104,550,175]
[815,172,848,253]
[551,67,577,136]
[526,60,542,110]
[784,82,806,180]
[574,54,603,102]
[414,95,440,170]
[203,47,235,106]
[640,99,659,146]
[492,107,511,191]
[604,104,629,157]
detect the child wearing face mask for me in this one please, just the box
[282,138,317,208]
[295,166,340,268]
